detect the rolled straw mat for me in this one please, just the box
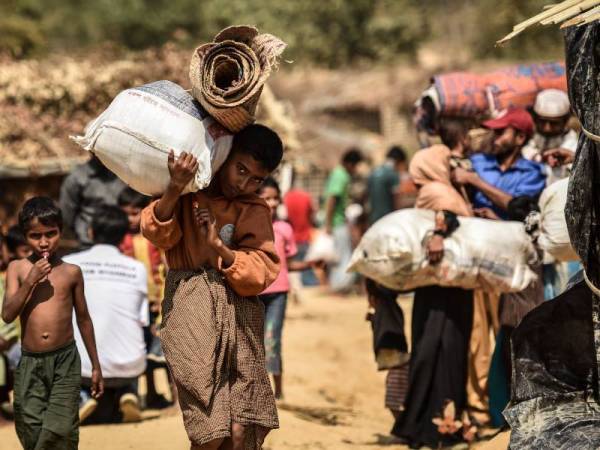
[189,25,287,132]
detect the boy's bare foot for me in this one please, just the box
[119,393,142,423]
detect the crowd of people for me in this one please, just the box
[0,87,581,449]
[345,89,579,449]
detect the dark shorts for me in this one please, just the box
[14,341,81,450]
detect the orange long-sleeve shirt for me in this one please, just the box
[141,192,280,297]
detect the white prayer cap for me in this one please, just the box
[533,89,570,118]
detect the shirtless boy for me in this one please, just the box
[2,196,103,450]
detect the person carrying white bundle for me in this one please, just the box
[72,80,233,197]
[390,119,475,449]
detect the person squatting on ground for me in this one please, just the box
[65,206,149,424]
[2,197,103,450]
[141,124,284,450]
[257,177,315,400]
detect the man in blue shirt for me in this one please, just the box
[452,108,546,219]
[452,107,547,427]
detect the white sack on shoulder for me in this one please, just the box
[347,208,539,293]
[538,178,579,262]
[72,80,233,196]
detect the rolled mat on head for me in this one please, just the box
[189,25,287,132]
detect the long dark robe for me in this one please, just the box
[392,285,473,448]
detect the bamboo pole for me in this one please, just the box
[540,0,600,24]
[561,4,600,26]
[580,9,600,24]
[497,0,600,44]
[511,0,584,31]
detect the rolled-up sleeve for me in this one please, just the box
[219,204,280,297]
[141,200,183,250]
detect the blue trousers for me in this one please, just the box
[259,292,288,375]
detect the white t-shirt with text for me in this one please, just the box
[65,244,149,379]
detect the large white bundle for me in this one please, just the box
[72,80,233,196]
[538,178,578,262]
[348,209,539,293]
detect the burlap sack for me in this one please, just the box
[189,25,286,132]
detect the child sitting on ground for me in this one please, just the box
[257,177,314,400]
[141,124,283,450]
[2,197,103,450]
[118,187,173,409]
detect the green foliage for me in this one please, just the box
[0,15,45,58]
[0,0,565,64]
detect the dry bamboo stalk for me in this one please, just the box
[580,9,600,23]
[542,1,599,24]
[540,0,600,24]
[574,4,600,19]
[511,0,584,31]
[561,4,600,26]
[498,0,600,43]
[497,0,580,43]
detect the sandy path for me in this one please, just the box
[1,288,501,449]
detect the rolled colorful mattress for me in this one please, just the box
[189,25,286,133]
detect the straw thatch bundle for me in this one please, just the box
[189,25,287,133]
[498,0,600,43]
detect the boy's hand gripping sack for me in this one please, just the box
[348,208,539,293]
[72,80,233,196]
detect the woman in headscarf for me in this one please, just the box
[392,120,475,448]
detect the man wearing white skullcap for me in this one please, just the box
[522,89,579,185]
[523,90,582,303]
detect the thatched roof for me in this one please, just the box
[289,115,383,172]
[0,45,298,179]
[269,65,427,114]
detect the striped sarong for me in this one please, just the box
[161,269,278,448]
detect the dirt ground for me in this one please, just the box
[0,287,507,450]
